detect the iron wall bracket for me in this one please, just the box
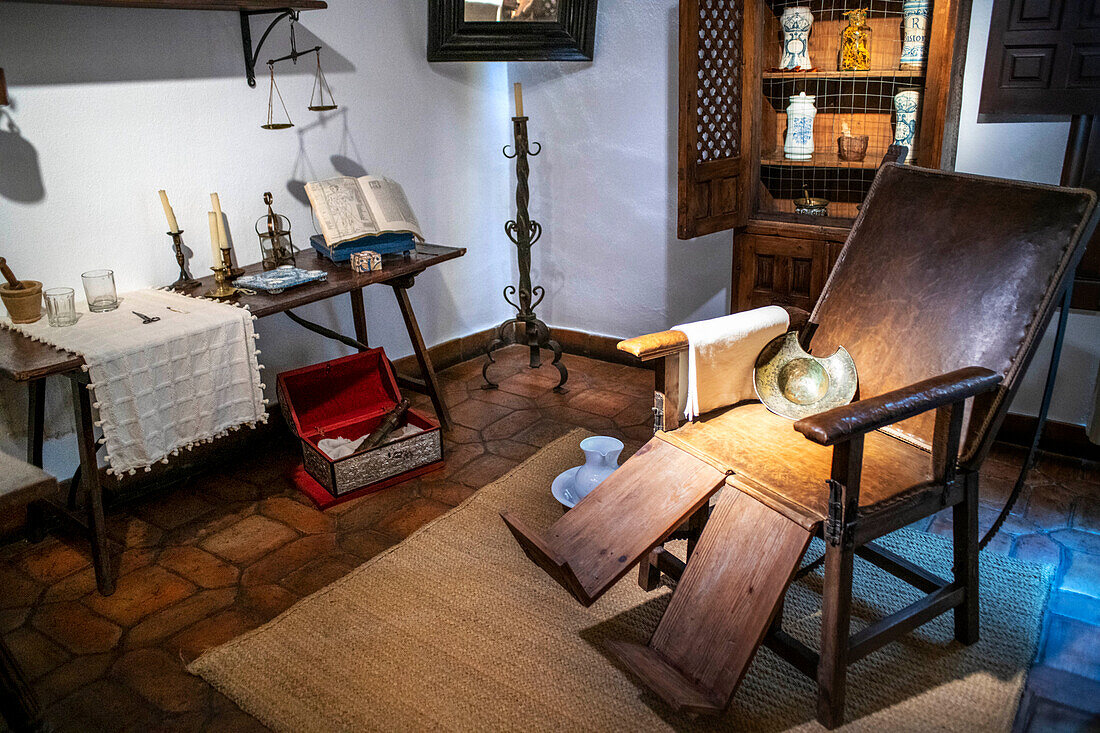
[240,8,299,88]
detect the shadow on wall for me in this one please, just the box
[285,108,370,207]
[0,106,45,203]
[0,5,353,85]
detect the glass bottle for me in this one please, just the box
[839,9,872,71]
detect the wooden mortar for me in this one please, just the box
[0,279,43,323]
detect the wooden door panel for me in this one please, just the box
[734,233,828,312]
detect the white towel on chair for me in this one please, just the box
[672,306,790,421]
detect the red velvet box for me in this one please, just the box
[276,348,443,499]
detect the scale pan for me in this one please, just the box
[308,104,338,112]
[261,123,295,130]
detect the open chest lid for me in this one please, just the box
[277,348,402,439]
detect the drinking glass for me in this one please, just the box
[44,287,77,327]
[81,269,118,312]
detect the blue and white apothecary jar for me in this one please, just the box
[893,89,921,163]
[899,0,930,69]
[779,7,814,70]
[784,92,817,161]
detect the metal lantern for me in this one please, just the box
[255,192,296,270]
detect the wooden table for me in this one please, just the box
[0,243,465,595]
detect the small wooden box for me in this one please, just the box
[276,349,443,498]
[350,250,382,273]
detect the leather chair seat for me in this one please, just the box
[662,401,934,529]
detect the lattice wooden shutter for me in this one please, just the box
[678,0,754,240]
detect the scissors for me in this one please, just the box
[132,311,161,324]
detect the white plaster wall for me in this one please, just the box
[0,0,1095,481]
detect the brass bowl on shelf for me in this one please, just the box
[793,189,829,217]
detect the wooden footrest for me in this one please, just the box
[607,641,725,714]
[622,487,813,713]
[500,437,728,607]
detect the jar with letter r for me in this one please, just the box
[893,89,921,163]
[784,92,817,161]
[899,0,930,69]
[779,7,814,70]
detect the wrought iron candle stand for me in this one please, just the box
[482,116,567,392]
[167,231,201,291]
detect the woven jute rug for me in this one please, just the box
[190,430,1051,732]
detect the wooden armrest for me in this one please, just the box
[617,330,689,361]
[793,367,1001,446]
[617,306,812,362]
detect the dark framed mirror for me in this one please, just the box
[428,0,598,62]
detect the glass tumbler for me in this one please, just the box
[44,287,78,327]
[81,269,119,312]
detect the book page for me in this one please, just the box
[304,177,379,246]
[357,176,424,240]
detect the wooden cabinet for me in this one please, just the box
[677,0,967,312]
[732,219,846,312]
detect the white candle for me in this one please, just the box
[208,211,221,265]
[514,82,524,117]
[210,192,229,250]
[158,190,180,233]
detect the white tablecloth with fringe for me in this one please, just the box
[2,288,267,476]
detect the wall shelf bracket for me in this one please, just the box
[240,7,298,87]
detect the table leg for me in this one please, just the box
[27,379,44,468]
[350,287,368,351]
[391,280,451,430]
[26,379,47,542]
[70,378,114,596]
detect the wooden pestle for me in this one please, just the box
[0,258,25,290]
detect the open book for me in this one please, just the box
[304,176,424,248]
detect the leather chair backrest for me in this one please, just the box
[809,165,1097,465]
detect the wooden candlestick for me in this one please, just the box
[0,258,25,290]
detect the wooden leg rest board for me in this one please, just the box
[611,487,813,714]
[501,437,728,606]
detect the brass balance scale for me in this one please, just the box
[261,16,337,130]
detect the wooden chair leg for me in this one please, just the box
[0,636,47,733]
[638,548,662,591]
[953,471,980,645]
[817,542,854,730]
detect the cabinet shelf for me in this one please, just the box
[762,69,924,80]
[762,152,880,169]
[764,0,904,18]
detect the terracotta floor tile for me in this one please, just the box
[42,568,98,603]
[449,399,511,430]
[157,546,239,589]
[17,539,92,583]
[1060,550,1100,600]
[239,583,298,620]
[512,418,574,447]
[1012,533,1063,566]
[374,498,454,540]
[199,514,299,565]
[1049,591,1100,626]
[449,454,519,488]
[46,678,159,732]
[35,652,113,707]
[0,607,30,634]
[134,491,217,531]
[168,609,261,663]
[568,388,635,417]
[0,564,42,607]
[1038,614,1100,681]
[417,480,477,507]
[4,626,70,679]
[1024,484,1078,532]
[339,527,398,562]
[113,647,209,713]
[105,515,164,549]
[1051,529,1100,555]
[32,602,122,655]
[82,566,195,626]
[258,496,336,535]
[468,387,537,411]
[480,409,543,441]
[333,484,422,533]
[239,533,338,586]
[125,588,237,649]
[279,556,357,598]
